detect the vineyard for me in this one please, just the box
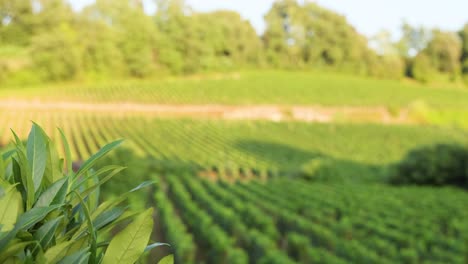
[2,71,468,108]
[1,71,468,263]
[2,0,468,261]
[0,109,466,171]
[153,173,468,263]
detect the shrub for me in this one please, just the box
[411,53,434,83]
[297,158,380,183]
[0,61,9,83]
[298,158,335,181]
[31,24,82,81]
[389,144,468,188]
[0,124,171,263]
[407,100,431,124]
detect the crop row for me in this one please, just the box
[0,109,466,172]
[2,71,468,108]
[152,173,468,263]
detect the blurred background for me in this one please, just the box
[1,0,468,263]
[1,0,468,84]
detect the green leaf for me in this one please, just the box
[1,149,16,182]
[13,147,35,210]
[33,217,62,249]
[10,130,23,147]
[11,159,25,203]
[58,128,73,177]
[71,165,123,192]
[43,240,74,263]
[102,208,153,264]
[158,254,174,264]
[44,140,63,186]
[57,247,90,264]
[0,186,22,232]
[2,149,16,162]
[52,178,68,206]
[27,124,48,192]
[93,207,124,230]
[0,153,5,181]
[62,237,88,258]
[34,178,67,208]
[144,243,170,253]
[0,205,60,252]
[16,205,61,230]
[0,241,35,263]
[75,140,123,178]
[71,200,124,241]
[86,173,100,213]
[72,191,97,264]
[129,181,155,193]
[98,211,140,237]
[70,167,125,208]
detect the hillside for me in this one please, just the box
[1,71,467,263]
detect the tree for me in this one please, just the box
[88,0,158,78]
[154,1,260,73]
[459,23,468,76]
[185,11,261,71]
[31,23,82,81]
[390,144,468,188]
[154,0,191,73]
[370,30,398,56]
[411,53,434,82]
[0,0,34,44]
[397,22,432,58]
[77,9,125,78]
[263,0,301,67]
[33,0,74,34]
[424,30,462,75]
[263,0,376,74]
[368,54,405,80]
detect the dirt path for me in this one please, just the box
[0,99,407,123]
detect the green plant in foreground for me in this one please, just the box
[0,124,172,263]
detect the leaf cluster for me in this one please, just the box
[0,124,171,263]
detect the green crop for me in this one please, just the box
[2,71,468,108]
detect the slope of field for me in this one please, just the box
[149,173,468,264]
[1,71,468,263]
[2,71,468,108]
[0,110,466,172]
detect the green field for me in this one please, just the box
[3,0,468,262]
[152,175,468,263]
[2,71,468,108]
[1,71,468,263]
[0,110,466,170]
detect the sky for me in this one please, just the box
[69,0,468,39]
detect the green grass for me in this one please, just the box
[0,45,28,58]
[2,71,468,108]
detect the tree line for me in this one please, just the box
[1,0,468,84]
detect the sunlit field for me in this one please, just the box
[1,0,468,263]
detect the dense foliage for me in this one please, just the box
[264,0,381,75]
[0,124,170,263]
[460,24,468,80]
[1,0,467,84]
[390,144,468,188]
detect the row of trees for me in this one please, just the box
[1,0,468,83]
